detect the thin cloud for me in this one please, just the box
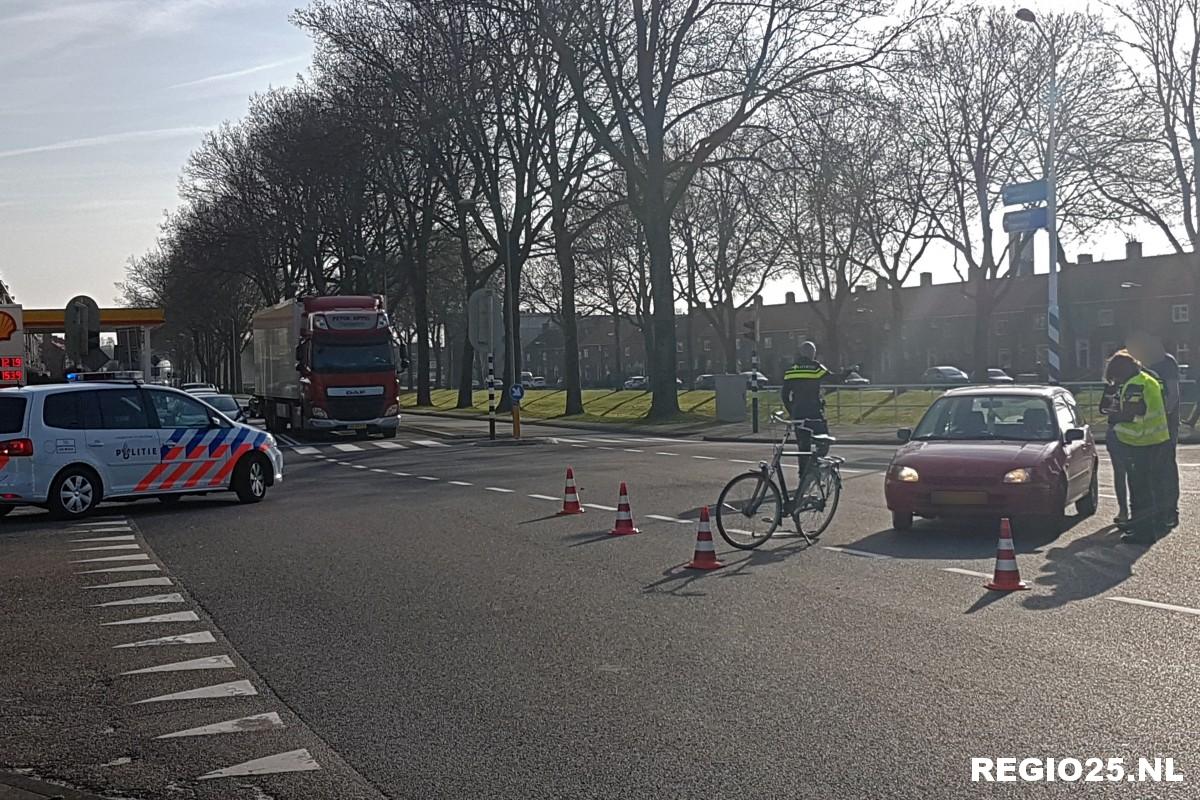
[168,55,307,90]
[0,126,210,160]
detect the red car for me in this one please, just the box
[885,385,1099,532]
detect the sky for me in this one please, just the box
[0,0,312,308]
[0,0,1172,312]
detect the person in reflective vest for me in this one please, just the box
[782,342,831,435]
[1105,351,1171,544]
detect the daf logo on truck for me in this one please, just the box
[252,295,405,439]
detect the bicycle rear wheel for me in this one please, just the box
[794,463,841,537]
[716,472,783,549]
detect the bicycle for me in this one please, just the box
[714,411,844,549]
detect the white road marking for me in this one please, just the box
[76,564,160,574]
[157,712,285,740]
[103,611,200,626]
[942,567,993,579]
[730,459,757,465]
[84,577,173,589]
[70,535,136,543]
[692,455,716,460]
[123,655,236,675]
[71,553,151,564]
[647,514,691,524]
[584,437,630,444]
[352,464,368,470]
[571,444,588,448]
[392,471,411,477]
[449,480,473,486]
[196,748,320,780]
[336,461,352,466]
[293,446,320,455]
[413,439,449,448]
[528,494,559,501]
[486,487,514,493]
[67,527,133,534]
[332,443,362,452]
[1108,597,1200,616]
[370,468,388,474]
[114,631,216,648]
[134,679,257,705]
[91,593,184,607]
[417,476,439,481]
[656,452,680,457]
[71,543,142,552]
[584,503,617,512]
[371,440,406,449]
[839,468,868,474]
[821,546,893,560]
[68,518,130,527]
[597,446,616,451]
[550,437,584,443]
[624,448,643,453]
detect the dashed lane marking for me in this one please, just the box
[392,471,412,477]
[133,679,257,705]
[372,440,406,449]
[336,461,352,466]
[417,476,439,481]
[370,468,388,474]
[730,459,757,465]
[624,448,643,453]
[692,455,716,460]
[196,748,321,781]
[83,577,173,589]
[486,487,514,493]
[584,503,617,512]
[942,567,992,579]
[68,518,130,527]
[156,712,285,740]
[70,543,142,552]
[122,655,236,675]
[71,553,151,564]
[1108,597,1200,616]
[70,535,136,543]
[114,631,216,648]
[77,564,160,574]
[103,611,200,626]
[91,593,185,608]
[822,546,893,560]
[646,514,691,524]
[449,480,473,486]
[597,446,616,451]
[294,446,320,455]
[528,494,559,501]
[413,439,450,448]
[332,443,362,452]
[67,527,133,534]
[656,452,680,457]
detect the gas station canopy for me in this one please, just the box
[22,307,165,332]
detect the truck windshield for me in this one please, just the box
[311,341,394,373]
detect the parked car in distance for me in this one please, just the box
[180,382,218,393]
[194,392,248,423]
[884,385,1098,534]
[623,376,647,390]
[843,371,871,385]
[986,368,1015,384]
[921,366,969,385]
[740,370,770,388]
[530,376,546,388]
[694,374,715,390]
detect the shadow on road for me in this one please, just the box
[1021,525,1152,610]
[846,514,1089,561]
[562,530,623,547]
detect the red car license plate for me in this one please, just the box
[930,491,988,505]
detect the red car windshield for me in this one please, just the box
[913,395,1057,442]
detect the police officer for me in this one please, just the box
[781,341,832,435]
[1104,351,1172,544]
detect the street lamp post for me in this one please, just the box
[1017,7,1060,384]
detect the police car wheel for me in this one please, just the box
[49,467,101,520]
[233,455,268,504]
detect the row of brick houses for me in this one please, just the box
[517,242,1196,386]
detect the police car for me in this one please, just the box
[0,379,284,520]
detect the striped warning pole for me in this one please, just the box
[487,352,496,441]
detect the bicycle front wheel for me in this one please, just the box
[715,472,783,549]
[794,463,841,537]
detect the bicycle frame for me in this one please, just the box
[758,420,816,516]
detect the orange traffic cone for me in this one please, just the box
[686,506,723,570]
[985,518,1028,591]
[609,482,639,535]
[557,467,585,515]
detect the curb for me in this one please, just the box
[399,409,712,438]
[0,772,120,800]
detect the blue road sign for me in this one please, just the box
[1002,206,1048,233]
[509,383,525,402]
[1002,180,1047,206]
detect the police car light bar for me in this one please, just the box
[67,370,144,383]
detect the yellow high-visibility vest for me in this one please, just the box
[1115,371,1170,447]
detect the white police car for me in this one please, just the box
[0,380,284,520]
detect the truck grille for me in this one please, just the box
[326,397,385,421]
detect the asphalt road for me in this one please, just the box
[3,420,1199,798]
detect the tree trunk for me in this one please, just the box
[559,248,584,415]
[971,278,994,380]
[642,205,680,418]
[457,339,475,409]
[722,305,738,373]
[611,301,623,387]
[413,258,432,406]
[889,286,906,383]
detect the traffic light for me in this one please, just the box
[742,319,759,342]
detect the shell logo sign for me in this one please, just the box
[0,311,17,341]
[0,305,25,385]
